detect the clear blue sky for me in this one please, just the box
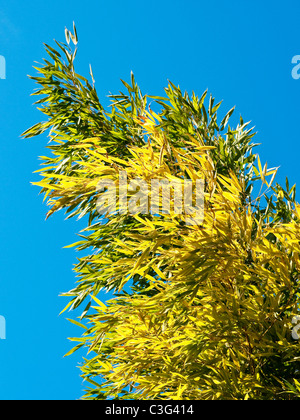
[1,0,300,400]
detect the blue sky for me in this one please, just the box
[1,0,300,400]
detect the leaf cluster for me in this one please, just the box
[24,25,300,400]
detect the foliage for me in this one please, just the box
[23,25,300,400]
